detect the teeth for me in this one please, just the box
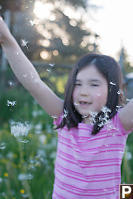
[80,102,88,104]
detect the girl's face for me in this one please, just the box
[73,65,108,123]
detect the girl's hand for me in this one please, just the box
[0,16,14,46]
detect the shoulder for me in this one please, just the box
[118,99,133,131]
[53,113,63,126]
[107,111,132,135]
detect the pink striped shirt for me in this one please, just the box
[52,112,132,199]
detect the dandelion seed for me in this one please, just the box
[18,173,33,181]
[22,194,29,198]
[116,105,122,109]
[18,139,30,144]
[63,109,68,118]
[117,91,121,95]
[90,111,98,117]
[98,122,104,127]
[46,69,51,72]
[32,109,43,117]
[0,142,6,150]
[106,122,114,130]
[94,106,112,127]
[39,135,46,144]
[10,121,31,137]
[34,123,42,134]
[53,124,57,129]
[29,20,35,26]
[126,152,132,160]
[29,159,41,169]
[110,82,116,86]
[126,98,131,102]
[7,100,16,107]
[101,106,111,113]
[51,115,58,119]
[8,80,15,87]
[82,115,89,118]
[49,63,55,67]
[20,39,28,48]
[89,111,98,124]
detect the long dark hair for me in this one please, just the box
[55,53,124,135]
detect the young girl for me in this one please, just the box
[0,17,133,199]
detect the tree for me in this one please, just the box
[118,47,133,74]
[9,0,100,63]
[0,0,22,12]
[0,0,100,94]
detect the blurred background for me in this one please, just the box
[0,0,133,198]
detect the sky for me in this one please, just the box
[87,0,133,64]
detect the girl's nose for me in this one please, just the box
[80,86,88,96]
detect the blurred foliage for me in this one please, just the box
[0,62,69,101]
[0,102,57,198]
[0,0,100,93]
[0,82,57,198]
[122,133,133,183]
[0,0,100,63]
[118,47,133,73]
[117,47,133,99]
[0,0,24,11]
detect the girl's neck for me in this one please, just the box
[82,111,98,124]
[82,116,92,124]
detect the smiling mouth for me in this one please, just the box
[74,101,92,107]
[79,101,92,105]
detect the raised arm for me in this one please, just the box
[0,17,63,117]
[119,99,133,131]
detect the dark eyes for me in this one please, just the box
[91,84,99,87]
[74,83,99,87]
[74,83,81,86]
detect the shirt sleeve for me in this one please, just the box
[113,111,133,135]
[53,113,63,126]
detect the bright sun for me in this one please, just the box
[33,1,54,19]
